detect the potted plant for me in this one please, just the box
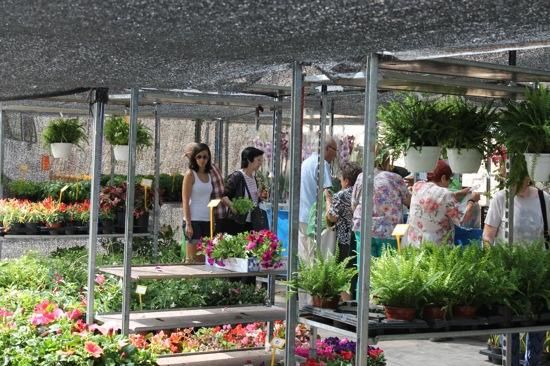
[378,93,446,173]
[370,247,427,320]
[287,249,357,309]
[438,97,498,173]
[7,180,43,201]
[41,117,86,159]
[498,85,550,183]
[104,116,152,161]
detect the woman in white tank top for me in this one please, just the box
[182,143,213,263]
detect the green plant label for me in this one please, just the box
[135,285,147,295]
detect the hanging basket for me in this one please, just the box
[447,148,483,174]
[113,145,129,161]
[50,143,73,159]
[524,153,550,182]
[404,146,441,173]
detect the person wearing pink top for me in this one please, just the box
[407,160,480,246]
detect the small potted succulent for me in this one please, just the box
[41,117,86,159]
[104,116,152,161]
[378,93,447,173]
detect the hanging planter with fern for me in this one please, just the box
[41,118,86,159]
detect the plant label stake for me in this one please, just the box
[392,224,409,251]
[270,337,285,366]
[141,179,153,211]
[58,184,70,204]
[136,285,147,310]
[207,199,222,238]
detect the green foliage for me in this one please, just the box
[104,116,152,148]
[210,232,250,259]
[289,248,357,300]
[371,247,428,308]
[231,197,255,215]
[41,117,86,146]
[7,180,43,201]
[437,97,498,154]
[498,86,550,187]
[378,93,448,157]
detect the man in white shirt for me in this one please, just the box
[298,137,338,263]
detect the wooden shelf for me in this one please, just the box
[99,264,285,280]
[156,349,281,366]
[96,305,285,332]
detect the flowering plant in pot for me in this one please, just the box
[437,97,498,173]
[41,117,86,159]
[378,93,447,172]
[498,85,550,184]
[297,337,386,366]
[370,247,427,320]
[104,116,152,161]
[287,249,357,308]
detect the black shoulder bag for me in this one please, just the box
[243,175,269,231]
[537,189,550,250]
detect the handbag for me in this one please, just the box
[243,174,269,231]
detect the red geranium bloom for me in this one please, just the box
[84,341,103,358]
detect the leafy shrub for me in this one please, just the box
[7,180,43,201]
[41,117,86,145]
[104,116,152,148]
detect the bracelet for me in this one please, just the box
[467,199,476,204]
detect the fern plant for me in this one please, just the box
[378,93,448,158]
[41,118,86,146]
[104,116,152,149]
[437,97,498,154]
[288,248,357,300]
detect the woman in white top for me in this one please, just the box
[182,143,213,263]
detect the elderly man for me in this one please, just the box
[298,137,338,262]
[183,143,226,231]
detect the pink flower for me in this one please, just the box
[30,300,64,325]
[0,308,13,318]
[95,274,106,285]
[67,308,82,320]
[84,341,103,358]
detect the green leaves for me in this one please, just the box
[231,197,255,215]
[42,117,86,146]
[104,116,152,148]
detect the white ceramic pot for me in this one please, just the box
[404,146,441,173]
[113,145,129,161]
[447,148,483,174]
[50,143,73,159]
[524,153,550,182]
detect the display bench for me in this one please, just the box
[299,305,550,343]
[97,264,286,366]
[0,233,151,260]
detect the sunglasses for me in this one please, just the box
[196,155,209,160]
[327,145,337,152]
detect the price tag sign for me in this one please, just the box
[271,337,285,349]
[207,199,222,208]
[135,285,147,295]
[391,224,409,237]
[60,185,70,193]
[141,179,153,189]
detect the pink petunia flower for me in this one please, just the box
[84,341,104,358]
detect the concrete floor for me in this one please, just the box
[377,337,491,366]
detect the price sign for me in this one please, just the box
[141,179,153,188]
[136,285,147,295]
[271,337,286,349]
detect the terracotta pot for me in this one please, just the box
[312,295,339,309]
[453,304,477,319]
[384,305,416,321]
[422,305,446,320]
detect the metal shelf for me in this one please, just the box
[0,233,151,240]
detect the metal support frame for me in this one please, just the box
[121,88,139,335]
[194,119,202,143]
[284,61,303,366]
[152,105,161,259]
[214,118,223,166]
[0,108,4,199]
[356,53,379,366]
[223,120,229,177]
[329,99,335,137]
[271,103,283,234]
[86,88,108,324]
[315,85,328,248]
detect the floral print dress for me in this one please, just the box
[407,181,463,246]
[328,187,354,246]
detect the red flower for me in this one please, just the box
[84,341,103,358]
[67,308,82,321]
[340,350,353,360]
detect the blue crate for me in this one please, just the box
[454,226,482,247]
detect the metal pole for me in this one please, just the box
[110,146,115,186]
[215,118,223,166]
[271,103,283,234]
[152,104,161,259]
[329,99,335,137]
[315,85,328,250]
[86,88,108,324]
[121,88,139,335]
[223,120,229,177]
[0,108,4,199]
[356,53,379,366]
[284,61,303,366]
[194,119,202,143]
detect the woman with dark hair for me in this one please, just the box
[407,160,480,246]
[182,143,213,263]
[221,146,265,234]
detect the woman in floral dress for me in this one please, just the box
[407,160,480,246]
